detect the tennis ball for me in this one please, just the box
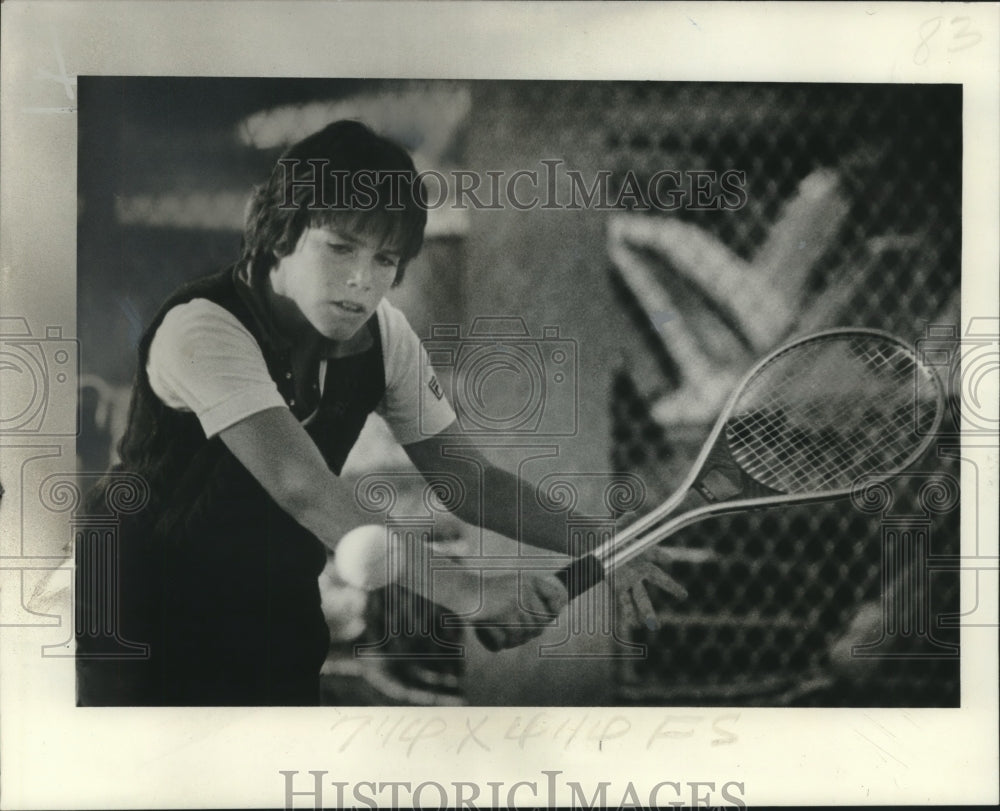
[334,524,391,590]
[318,568,368,641]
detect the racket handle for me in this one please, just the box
[473,555,606,652]
[555,553,606,600]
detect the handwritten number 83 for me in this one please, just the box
[914,16,982,65]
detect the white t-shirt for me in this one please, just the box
[146,297,455,444]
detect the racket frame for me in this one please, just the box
[591,327,945,576]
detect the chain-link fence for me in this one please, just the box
[602,83,961,706]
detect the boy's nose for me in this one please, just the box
[345,260,373,290]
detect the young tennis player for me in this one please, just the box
[75,120,683,706]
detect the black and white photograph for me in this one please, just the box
[1,3,997,809]
[73,75,964,710]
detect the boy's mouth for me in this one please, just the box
[332,300,365,314]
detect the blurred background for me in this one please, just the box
[78,78,961,707]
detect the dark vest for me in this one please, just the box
[76,266,386,705]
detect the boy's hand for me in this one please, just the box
[611,545,688,632]
[474,570,568,652]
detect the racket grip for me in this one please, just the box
[555,553,606,600]
[473,555,606,651]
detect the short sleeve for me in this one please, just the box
[146,299,287,437]
[375,300,456,444]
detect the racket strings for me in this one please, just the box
[735,347,923,487]
[734,390,917,488]
[725,335,939,494]
[735,398,915,474]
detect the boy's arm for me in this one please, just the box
[221,409,564,557]
[220,408,566,633]
[218,406,364,552]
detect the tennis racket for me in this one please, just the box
[476,327,945,649]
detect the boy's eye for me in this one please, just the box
[327,243,354,255]
[376,254,399,268]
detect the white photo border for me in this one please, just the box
[1,2,997,808]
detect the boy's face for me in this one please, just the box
[269,224,400,342]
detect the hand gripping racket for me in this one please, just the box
[476,328,945,649]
